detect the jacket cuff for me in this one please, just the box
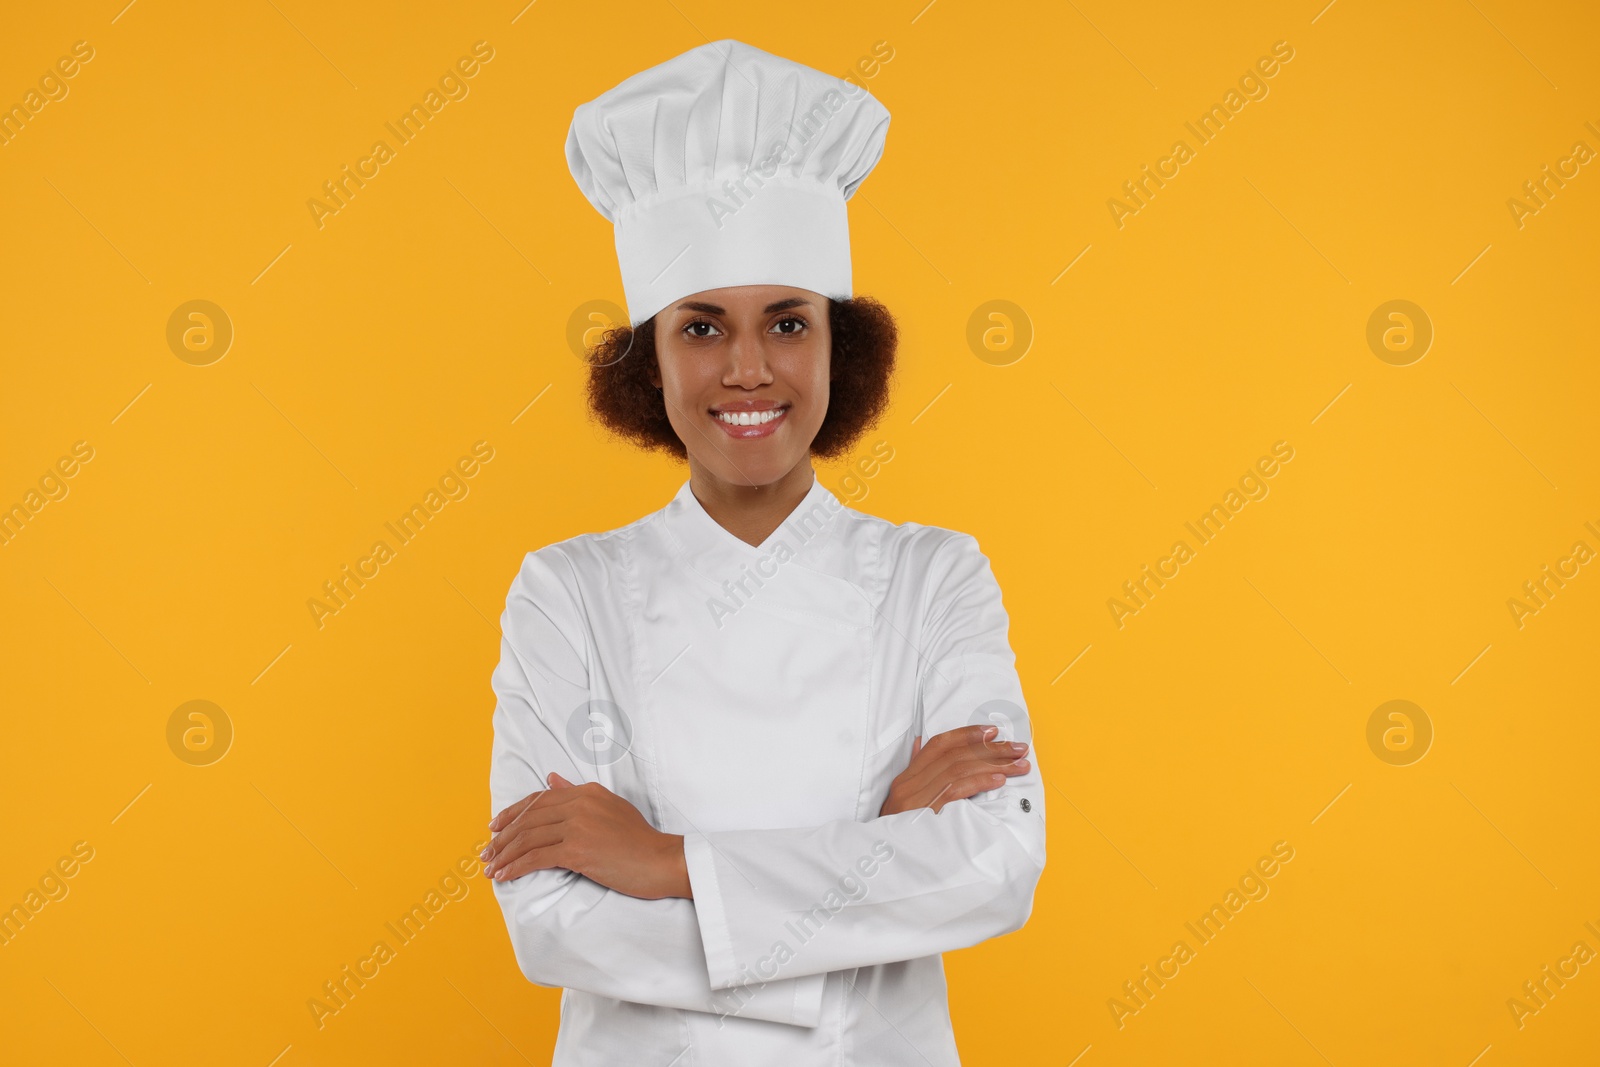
[684,830,739,988]
[791,969,826,1027]
[686,831,826,1028]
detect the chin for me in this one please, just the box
[707,455,802,488]
[680,411,821,487]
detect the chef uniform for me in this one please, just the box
[489,39,1046,1066]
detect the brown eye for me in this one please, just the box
[684,320,719,338]
[771,316,807,335]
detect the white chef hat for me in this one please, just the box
[566,39,891,327]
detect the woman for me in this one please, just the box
[484,39,1046,1065]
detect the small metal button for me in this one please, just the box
[1019,798,1031,812]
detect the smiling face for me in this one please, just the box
[649,284,832,490]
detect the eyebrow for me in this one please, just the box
[674,297,812,315]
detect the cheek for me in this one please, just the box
[655,348,707,403]
[784,343,832,420]
[810,377,831,425]
[813,353,833,421]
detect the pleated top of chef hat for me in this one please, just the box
[566,39,891,327]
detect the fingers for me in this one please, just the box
[965,730,1029,770]
[901,725,992,781]
[484,824,564,881]
[924,724,996,753]
[937,754,1030,800]
[950,751,1031,776]
[881,725,1034,816]
[915,728,1032,813]
[903,727,1028,790]
[929,770,1021,812]
[952,741,1031,776]
[927,725,1030,766]
[960,725,1027,756]
[489,790,546,832]
[483,779,615,879]
[489,779,591,835]
[931,723,1028,752]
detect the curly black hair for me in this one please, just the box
[583,295,898,461]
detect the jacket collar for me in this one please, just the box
[661,470,845,570]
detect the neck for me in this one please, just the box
[686,457,816,547]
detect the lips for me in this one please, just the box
[710,401,790,439]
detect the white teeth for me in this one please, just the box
[715,409,784,426]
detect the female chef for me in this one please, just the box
[483,39,1046,1066]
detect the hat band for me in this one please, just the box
[615,180,851,326]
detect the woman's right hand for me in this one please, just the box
[878,725,1030,817]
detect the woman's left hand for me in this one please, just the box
[483,773,691,900]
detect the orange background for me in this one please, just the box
[2,1,1597,1064]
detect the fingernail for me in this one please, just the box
[1013,759,1029,770]
[480,848,491,861]
[983,726,998,739]
[1008,742,1026,753]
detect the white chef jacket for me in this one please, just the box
[488,472,1046,1066]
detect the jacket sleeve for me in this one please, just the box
[682,533,1046,990]
[489,549,827,1027]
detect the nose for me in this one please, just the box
[722,330,773,389]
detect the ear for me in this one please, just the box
[647,353,662,389]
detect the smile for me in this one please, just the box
[710,404,789,439]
